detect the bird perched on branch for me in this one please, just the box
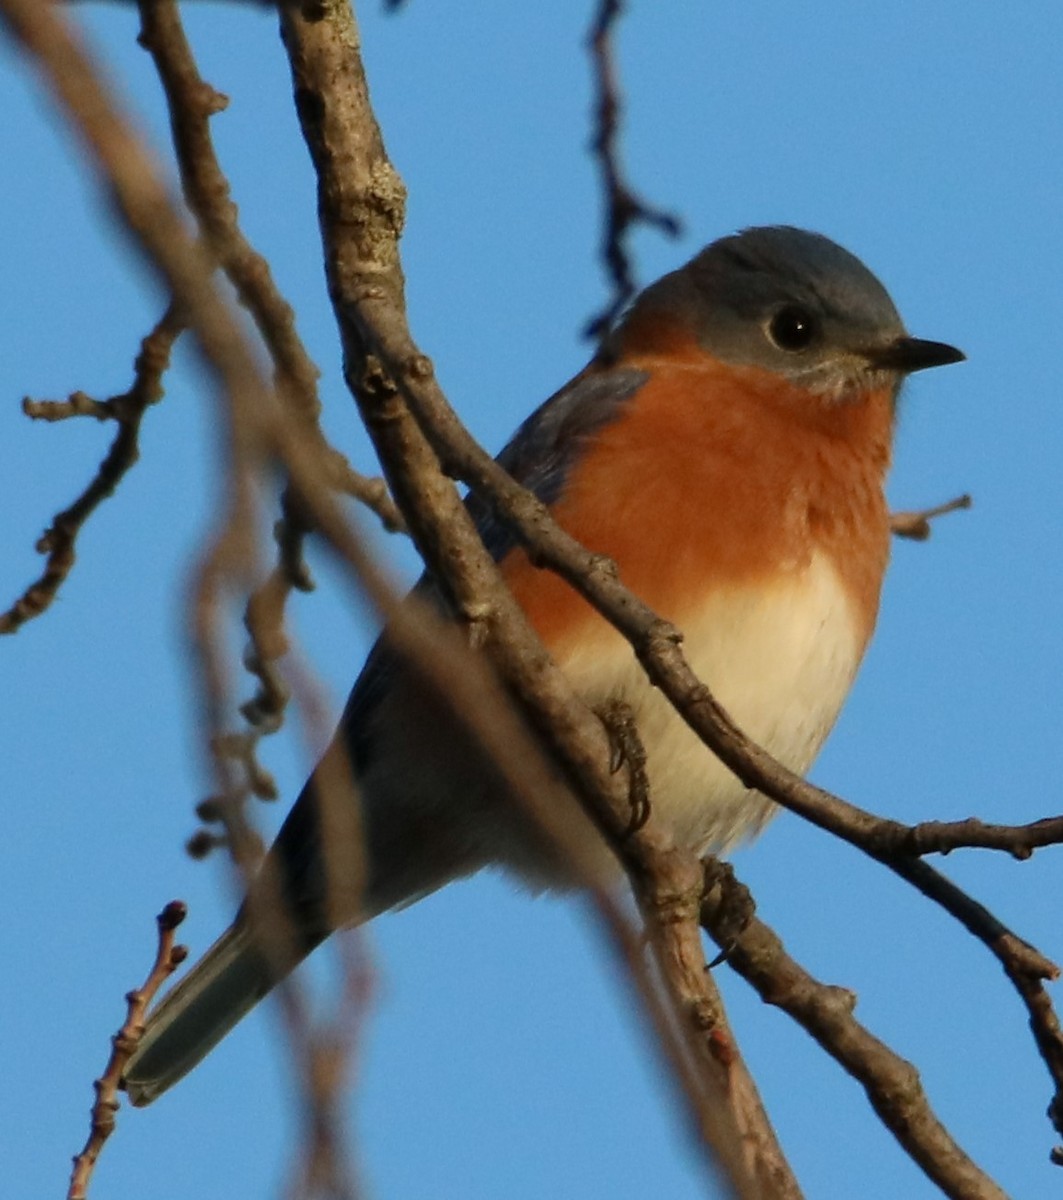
[124,225,963,1104]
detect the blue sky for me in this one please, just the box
[3,3,1062,1197]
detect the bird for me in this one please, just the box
[123,225,964,1105]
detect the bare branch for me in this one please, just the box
[67,902,188,1200]
[880,813,1063,860]
[0,5,276,803]
[700,863,1009,1200]
[584,0,681,339]
[1,304,182,634]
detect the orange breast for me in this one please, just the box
[500,340,893,655]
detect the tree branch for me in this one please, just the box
[1,304,182,634]
[67,902,188,1200]
[700,863,1008,1200]
[584,0,681,338]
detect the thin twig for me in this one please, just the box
[883,813,1063,860]
[584,0,681,339]
[1,304,182,634]
[67,902,188,1200]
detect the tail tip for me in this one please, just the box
[120,1072,159,1108]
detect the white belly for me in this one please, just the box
[556,552,864,852]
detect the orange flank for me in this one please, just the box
[500,337,893,655]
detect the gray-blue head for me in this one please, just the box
[624,226,963,398]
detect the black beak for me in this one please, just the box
[865,336,966,374]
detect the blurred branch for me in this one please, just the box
[275,931,373,1200]
[0,304,182,635]
[584,0,681,339]
[136,0,402,865]
[0,0,400,645]
[67,902,188,1200]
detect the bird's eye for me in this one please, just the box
[767,305,819,353]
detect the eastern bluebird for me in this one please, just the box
[123,225,963,1104]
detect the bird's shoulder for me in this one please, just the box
[466,362,649,561]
